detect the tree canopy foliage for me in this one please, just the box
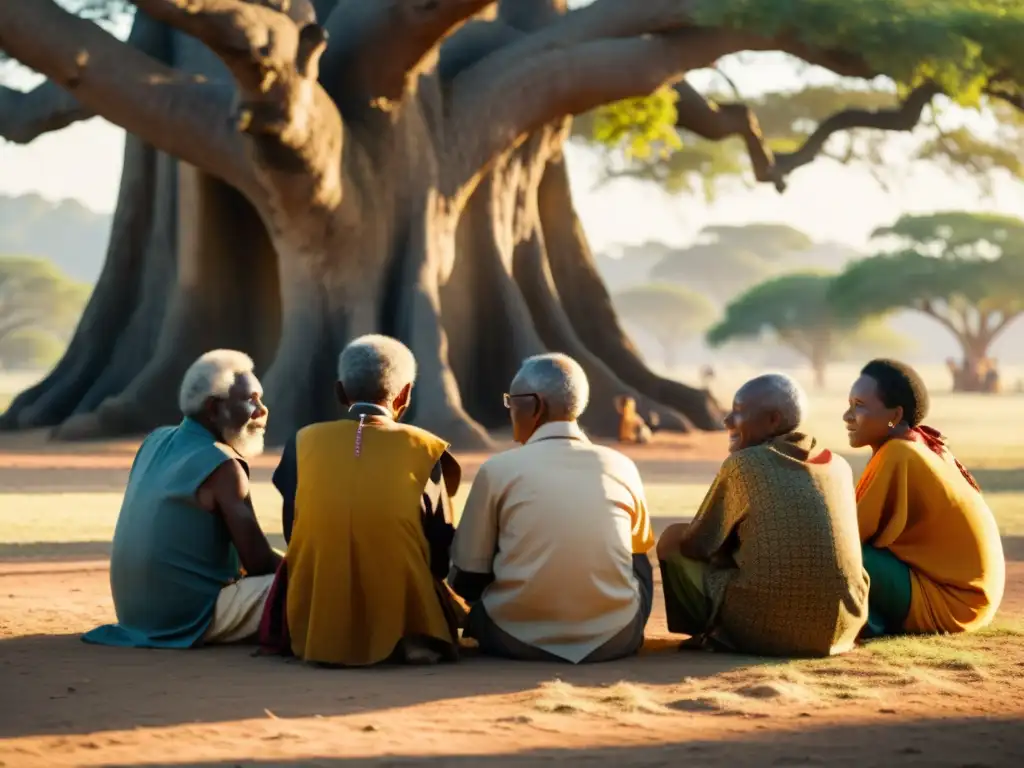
[613,283,717,369]
[0,257,89,370]
[578,0,1024,198]
[830,211,1024,387]
[707,271,908,387]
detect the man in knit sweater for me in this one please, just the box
[656,374,869,657]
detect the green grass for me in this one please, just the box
[1,373,1023,545]
[0,482,1021,547]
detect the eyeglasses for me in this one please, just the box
[503,393,539,409]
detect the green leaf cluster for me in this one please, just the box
[590,85,683,160]
[691,0,1024,102]
[706,271,848,349]
[579,0,1024,195]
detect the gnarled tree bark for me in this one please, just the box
[3,0,1001,447]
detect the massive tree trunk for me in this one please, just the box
[955,338,994,394]
[0,0,786,448]
[536,152,724,430]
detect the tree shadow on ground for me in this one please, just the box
[0,632,758,739]
[99,715,1024,767]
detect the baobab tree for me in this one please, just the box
[1,0,1022,447]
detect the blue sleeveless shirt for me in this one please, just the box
[82,419,244,648]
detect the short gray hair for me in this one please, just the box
[179,349,256,417]
[739,372,808,432]
[511,353,589,420]
[338,334,417,404]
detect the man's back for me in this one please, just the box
[85,419,241,648]
[284,418,456,665]
[707,439,869,656]
[454,421,652,663]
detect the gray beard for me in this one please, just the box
[224,425,266,458]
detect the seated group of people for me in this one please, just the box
[83,337,1006,666]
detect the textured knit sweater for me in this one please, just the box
[685,433,869,656]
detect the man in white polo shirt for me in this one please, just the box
[450,353,655,663]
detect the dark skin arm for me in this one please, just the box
[197,459,281,577]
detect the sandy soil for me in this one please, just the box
[1,437,1022,767]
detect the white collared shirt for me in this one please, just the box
[452,420,653,662]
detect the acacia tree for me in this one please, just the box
[1,0,1023,447]
[707,271,908,389]
[831,212,1024,392]
[613,283,717,370]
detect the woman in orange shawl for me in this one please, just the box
[844,359,1004,637]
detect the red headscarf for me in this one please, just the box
[904,425,981,492]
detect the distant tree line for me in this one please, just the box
[0,257,88,371]
[611,213,1024,392]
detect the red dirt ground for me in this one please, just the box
[1,432,1022,766]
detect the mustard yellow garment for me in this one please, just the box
[285,419,456,665]
[856,439,1005,634]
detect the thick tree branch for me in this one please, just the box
[0,81,93,144]
[771,83,942,179]
[672,80,783,191]
[986,308,1023,341]
[319,0,494,110]
[0,0,252,193]
[984,77,1024,113]
[451,0,705,96]
[677,80,944,193]
[445,0,891,197]
[131,0,345,222]
[918,298,969,344]
[446,27,744,197]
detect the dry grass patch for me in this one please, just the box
[529,680,671,717]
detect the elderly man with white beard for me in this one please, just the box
[83,350,281,649]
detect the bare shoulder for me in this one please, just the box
[197,458,249,511]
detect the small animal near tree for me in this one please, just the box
[2,0,1024,446]
[613,284,717,371]
[831,212,1024,393]
[706,272,908,390]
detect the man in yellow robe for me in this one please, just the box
[845,359,1005,636]
[261,335,462,666]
